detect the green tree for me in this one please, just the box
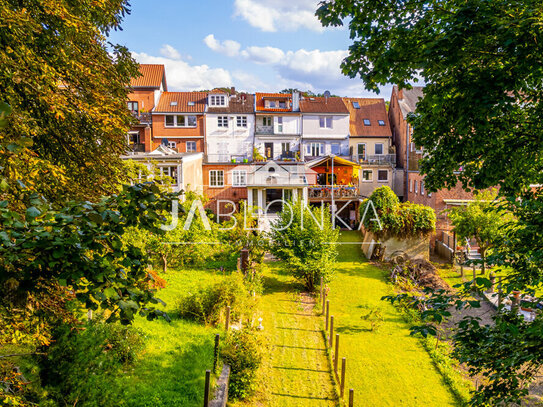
[447,189,509,274]
[0,0,139,205]
[317,1,543,404]
[268,201,338,290]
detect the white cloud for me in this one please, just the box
[160,44,181,60]
[233,0,324,32]
[240,46,285,64]
[132,50,233,91]
[203,34,241,57]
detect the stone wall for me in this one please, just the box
[361,229,430,261]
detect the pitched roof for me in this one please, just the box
[207,93,255,114]
[343,98,392,138]
[130,64,167,89]
[255,92,293,112]
[394,85,424,117]
[300,97,349,114]
[154,92,208,113]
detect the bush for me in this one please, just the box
[360,186,436,238]
[39,321,144,406]
[221,328,264,400]
[177,272,254,325]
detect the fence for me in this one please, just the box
[320,278,355,406]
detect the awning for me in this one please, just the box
[306,155,361,169]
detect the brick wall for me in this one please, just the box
[202,163,248,215]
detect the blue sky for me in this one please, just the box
[108,0,391,98]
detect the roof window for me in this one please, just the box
[363,119,371,126]
[378,120,385,126]
[170,101,178,106]
[188,101,195,106]
[352,101,360,109]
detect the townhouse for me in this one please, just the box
[388,85,475,242]
[343,97,399,197]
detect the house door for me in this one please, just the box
[265,143,274,160]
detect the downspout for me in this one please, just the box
[405,122,410,202]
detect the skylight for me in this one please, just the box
[378,120,385,126]
[188,101,195,106]
[363,119,371,126]
[352,101,360,109]
[170,101,178,106]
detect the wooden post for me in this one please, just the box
[340,357,346,398]
[320,276,324,300]
[213,334,220,373]
[322,291,327,315]
[325,300,330,331]
[349,389,354,407]
[472,264,477,291]
[460,264,464,278]
[204,370,211,407]
[334,334,340,374]
[498,276,503,309]
[329,316,334,348]
[225,306,231,332]
[240,248,250,274]
[489,272,495,293]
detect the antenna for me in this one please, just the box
[323,90,331,103]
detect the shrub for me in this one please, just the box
[177,272,253,325]
[39,321,144,406]
[221,328,264,400]
[268,201,339,290]
[360,186,436,238]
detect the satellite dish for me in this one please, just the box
[323,90,331,102]
[161,138,169,146]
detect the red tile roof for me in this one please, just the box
[154,92,208,113]
[255,92,292,112]
[342,98,392,138]
[130,64,167,89]
[300,97,349,114]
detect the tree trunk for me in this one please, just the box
[161,254,167,273]
[480,248,486,275]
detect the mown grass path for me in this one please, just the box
[257,262,338,407]
[326,231,459,406]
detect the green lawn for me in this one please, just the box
[117,268,224,407]
[324,231,460,407]
[245,263,338,407]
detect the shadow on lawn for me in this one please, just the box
[262,274,304,294]
[271,392,336,401]
[120,338,214,407]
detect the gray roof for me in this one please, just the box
[396,85,424,117]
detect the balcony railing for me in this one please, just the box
[350,154,396,166]
[131,112,152,125]
[255,125,273,135]
[128,143,145,153]
[205,154,251,163]
[309,185,359,199]
[247,172,315,186]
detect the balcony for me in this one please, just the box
[205,154,251,163]
[131,112,152,125]
[255,124,273,135]
[351,154,396,166]
[128,143,145,153]
[247,171,314,187]
[309,185,359,199]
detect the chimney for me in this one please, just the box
[230,86,236,95]
[292,91,300,112]
[398,88,403,100]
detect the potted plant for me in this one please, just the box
[231,158,236,163]
[243,158,248,163]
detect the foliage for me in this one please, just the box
[447,189,511,272]
[268,201,339,290]
[39,321,144,406]
[221,328,265,400]
[317,2,543,401]
[360,186,436,238]
[177,272,254,326]
[0,0,139,205]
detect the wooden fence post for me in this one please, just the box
[489,272,495,293]
[322,291,327,315]
[329,316,334,348]
[213,334,220,373]
[340,357,346,398]
[225,306,231,332]
[204,370,211,407]
[320,276,324,300]
[334,334,340,374]
[325,300,330,331]
[498,276,503,309]
[349,388,354,406]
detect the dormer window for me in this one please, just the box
[279,101,286,108]
[268,101,276,108]
[209,95,226,106]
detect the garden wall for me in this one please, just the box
[361,229,430,261]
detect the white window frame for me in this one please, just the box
[377,169,389,182]
[168,141,177,149]
[186,141,197,152]
[375,143,384,155]
[209,95,226,106]
[357,143,366,161]
[262,116,272,126]
[414,180,419,194]
[277,116,283,133]
[362,169,373,182]
[307,142,323,157]
[319,116,333,129]
[165,115,197,128]
[209,170,224,187]
[409,179,413,192]
[420,181,425,195]
[232,170,247,187]
[217,116,228,128]
[159,166,178,185]
[236,116,247,127]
